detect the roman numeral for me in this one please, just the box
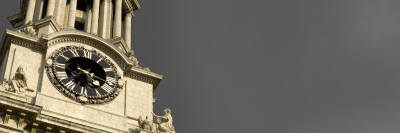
[97,58,103,63]
[83,50,92,59]
[56,71,68,80]
[103,68,113,72]
[80,87,85,94]
[101,84,113,93]
[80,87,88,96]
[95,89,101,96]
[71,50,80,57]
[60,55,69,60]
[65,81,76,89]
[106,76,116,85]
[54,63,65,68]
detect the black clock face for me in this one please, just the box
[50,47,120,100]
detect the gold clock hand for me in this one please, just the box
[77,67,100,86]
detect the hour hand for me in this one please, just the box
[92,79,100,86]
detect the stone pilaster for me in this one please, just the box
[46,0,56,17]
[124,12,133,49]
[113,0,123,38]
[25,0,36,24]
[67,0,77,28]
[91,0,100,35]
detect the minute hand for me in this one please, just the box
[92,75,114,86]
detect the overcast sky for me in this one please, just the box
[3,0,400,133]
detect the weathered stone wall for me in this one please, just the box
[125,77,154,119]
[2,43,44,100]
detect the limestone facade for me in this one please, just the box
[0,0,170,133]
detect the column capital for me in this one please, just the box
[125,11,135,17]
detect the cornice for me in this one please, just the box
[46,30,133,70]
[37,114,112,133]
[124,0,141,11]
[0,29,43,67]
[7,13,23,28]
[110,37,130,54]
[125,67,163,92]
[0,29,164,92]
[0,90,42,119]
[132,0,141,10]
[34,16,61,32]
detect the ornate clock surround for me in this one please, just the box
[45,45,124,104]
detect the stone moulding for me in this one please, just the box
[37,114,112,133]
[0,92,114,132]
[125,0,141,11]
[0,29,164,92]
[7,13,23,28]
[124,69,162,92]
[46,30,132,70]
[35,16,62,33]
[0,123,25,133]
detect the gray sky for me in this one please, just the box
[3,0,400,133]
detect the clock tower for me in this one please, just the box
[0,0,173,133]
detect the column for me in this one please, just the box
[46,0,56,16]
[25,0,36,24]
[67,0,77,28]
[91,0,100,35]
[124,12,133,49]
[113,0,122,38]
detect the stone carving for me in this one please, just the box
[1,66,34,94]
[138,115,153,131]
[127,50,140,67]
[143,67,151,71]
[152,108,175,133]
[18,21,37,36]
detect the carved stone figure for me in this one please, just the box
[152,108,175,133]
[1,66,33,94]
[127,50,139,67]
[138,115,153,131]
[18,21,37,36]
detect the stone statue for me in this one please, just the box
[18,21,37,36]
[127,50,139,67]
[138,115,153,131]
[1,66,33,94]
[152,108,175,133]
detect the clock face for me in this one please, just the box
[46,46,122,104]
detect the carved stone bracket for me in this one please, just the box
[31,123,38,133]
[127,50,140,67]
[17,21,37,37]
[4,109,12,124]
[18,113,26,129]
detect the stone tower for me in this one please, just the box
[0,0,173,132]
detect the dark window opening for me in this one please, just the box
[77,0,87,11]
[41,0,49,19]
[74,21,85,31]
